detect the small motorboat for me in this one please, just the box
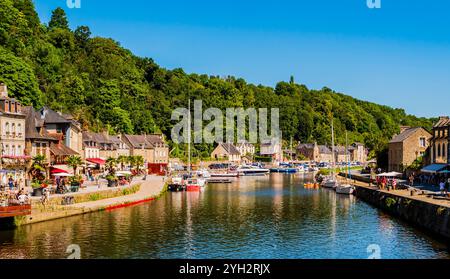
[207,178,232,184]
[237,166,270,176]
[335,184,355,195]
[270,165,298,173]
[210,172,239,178]
[304,182,320,189]
[168,177,185,192]
[322,178,339,189]
[186,178,206,192]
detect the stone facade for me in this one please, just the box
[0,84,28,184]
[211,143,241,162]
[235,141,255,156]
[430,116,450,164]
[388,126,432,172]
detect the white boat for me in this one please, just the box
[210,172,239,178]
[195,169,211,178]
[335,131,354,195]
[236,166,270,176]
[335,184,355,195]
[322,178,339,189]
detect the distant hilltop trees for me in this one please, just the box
[0,1,433,160]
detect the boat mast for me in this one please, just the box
[345,131,349,180]
[188,99,191,174]
[331,119,335,177]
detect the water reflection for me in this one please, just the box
[0,173,448,259]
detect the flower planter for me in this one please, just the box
[32,187,44,197]
[107,180,118,187]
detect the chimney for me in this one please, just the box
[0,83,8,98]
[102,130,109,140]
[400,126,411,133]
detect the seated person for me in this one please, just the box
[17,193,29,205]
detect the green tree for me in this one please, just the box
[48,7,69,30]
[66,155,83,175]
[0,48,44,106]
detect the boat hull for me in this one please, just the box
[336,185,355,195]
[186,185,202,192]
[270,168,298,173]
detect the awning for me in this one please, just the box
[50,167,69,174]
[86,158,106,165]
[421,164,448,174]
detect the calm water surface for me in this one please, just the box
[0,173,449,259]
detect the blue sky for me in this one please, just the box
[34,0,450,117]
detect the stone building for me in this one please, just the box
[122,134,169,164]
[430,116,450,164]
[296,142,333,162]
[260,139,283,162]
[388,126,432,172]
[235,141,255,156]
[23,106,58,165]
[211,143,241,163]
[0,84,28,184]
[348,143,367,163]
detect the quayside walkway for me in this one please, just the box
[14,175,166,226]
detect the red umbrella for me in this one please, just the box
[50,167,69,174]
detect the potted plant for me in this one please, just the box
[31,181,44,196]
[69,175,82,192]
[29,155,48,196]
[106,174,118,187]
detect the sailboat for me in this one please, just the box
[335,131,355,195]
[185,99,207,192]
[322,120,339,189]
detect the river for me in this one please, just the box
[0,173,448,259]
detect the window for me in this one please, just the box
[5,122,9,135]
[419,137,426,148]
[438,144,441,157]
[11,123,15,136]
[444,143,447,158]
[17,124,22,135]
[5,145,9,156]
[16,145,21,156]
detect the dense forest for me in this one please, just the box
[0,1,434,161]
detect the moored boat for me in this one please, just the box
[186,178,206,192]
[335,184,355,195]
[321,177,339,189]
[210,172,239,178]
[168,177,185,192]
[236,166,270,176]
[270,167,298,173]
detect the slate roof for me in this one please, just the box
[434,117,450,128]
[50,142,78,156]
[37,106,71,124]
[23,106,58,141]
[219,143,241,155]
[318,145,332,154]
[390,127,429,143]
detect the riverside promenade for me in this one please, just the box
[338,175,450,240]
[13,175,167,226]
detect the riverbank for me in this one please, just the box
[339,175,450,241]
[9,175,167,227]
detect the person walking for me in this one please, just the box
[8,177,14,191]
[439,180,446,195]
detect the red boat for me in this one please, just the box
[0,204,31,218]
[185,178,206,192]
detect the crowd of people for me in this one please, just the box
[0,187,30,207]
